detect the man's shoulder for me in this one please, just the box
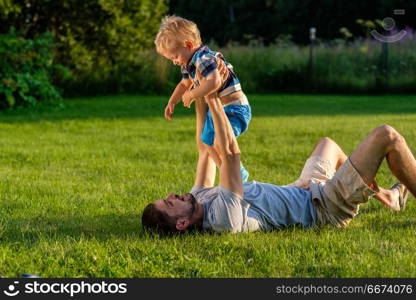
[190,185,218,201]
[190,185,215,194]
[202,185,250,233]
[191,185,242,203]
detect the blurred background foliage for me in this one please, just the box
[0,30,64,109]
[170,0,416,45]
[0,0,415,109]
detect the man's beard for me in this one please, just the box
[185,193,197,214]
[185,193,201,230]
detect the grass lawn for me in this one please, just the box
[0,94,415,277]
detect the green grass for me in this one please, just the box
[0,94,416,277]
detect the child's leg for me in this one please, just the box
[223,102,251,182]
[239,162,249,183]
[202,97,251,182]
[200,101,221,169]
[211,137,249,182]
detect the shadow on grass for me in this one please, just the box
[0,94,415,124]
[2,213,147,244]
[3,209,415,244]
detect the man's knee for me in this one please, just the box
[372,124,404,147]
[318,137,334,146]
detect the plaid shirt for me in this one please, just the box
[181,45,242,97]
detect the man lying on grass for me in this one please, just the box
[142,96,414,234]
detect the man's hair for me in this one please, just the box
[141,203,179,235]
[154,15,202,54]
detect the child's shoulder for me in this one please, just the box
[194,46,224,66]
[196,46,222,58]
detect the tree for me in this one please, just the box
[1,0,168,75]
[169,0,416,45]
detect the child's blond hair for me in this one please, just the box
[155,15,202,54]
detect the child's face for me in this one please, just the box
[163,45,194,67]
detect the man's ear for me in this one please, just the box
[176,217,190,231]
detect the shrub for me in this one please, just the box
[59,34,416,96]
[0,30,65,110]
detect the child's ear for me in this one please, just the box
[184,41,193,49]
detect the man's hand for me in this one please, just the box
[164,101,176,120]
[182,90,194,108]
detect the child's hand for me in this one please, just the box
[164,101,176,120]
[182,90,194,108]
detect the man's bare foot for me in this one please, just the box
[389,183,409,211]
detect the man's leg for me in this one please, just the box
[350,125,416,198]
[306,136,406,210]
[288,137,346,188]
[309,137,347,169]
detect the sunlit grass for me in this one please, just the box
[0,94,415,277]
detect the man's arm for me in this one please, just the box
[193,97,216,187]
[205,94,243,197]
[190,70,222,99]
[183,68,224,108]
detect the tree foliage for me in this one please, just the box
[0,30,64,109]
[169,0,416,45]
[1,0,168,74]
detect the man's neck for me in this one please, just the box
[192,203,204,227]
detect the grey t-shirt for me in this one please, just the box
[190,181,317,233]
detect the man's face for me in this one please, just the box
[154,193,197,219]
[162,46,193,67]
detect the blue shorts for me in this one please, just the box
[201,104,251,146]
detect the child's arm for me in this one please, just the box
[182,69,222,108]
[164,79,193,120]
